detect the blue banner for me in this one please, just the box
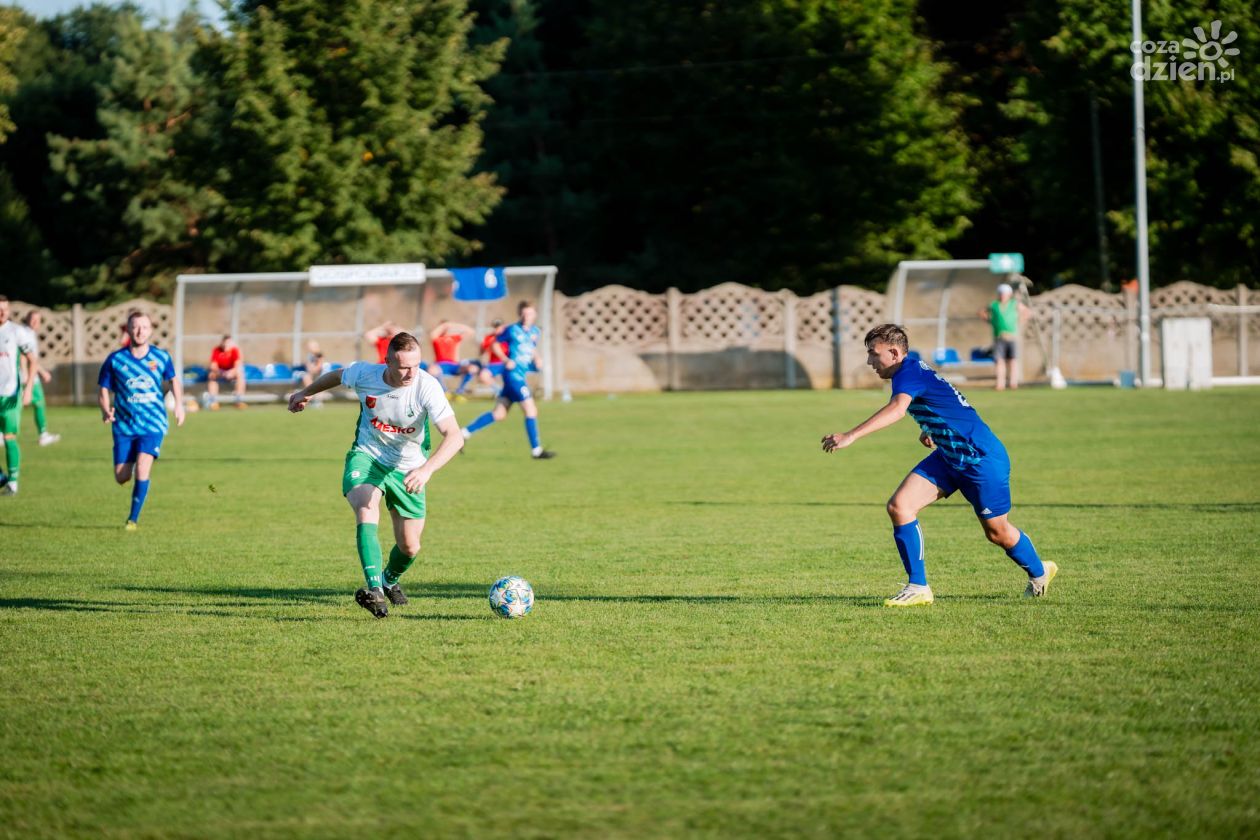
[451,267,508,301]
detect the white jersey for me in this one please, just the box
[341,362,454,471]
[0,322,36,398]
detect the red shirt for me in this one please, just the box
[432,334,463,364]
[211,346,241,370]
[481,333,508,362]
[375,337,390,363]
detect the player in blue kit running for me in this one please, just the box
[821,324,1056,607]
[460,300,555,460]
[98,311,185,530]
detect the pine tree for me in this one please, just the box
[47,9,214,301]
[200,0,507,271]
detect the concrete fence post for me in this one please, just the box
[71,303,85,406]
[783,291,797,389]
[666,287,682,391]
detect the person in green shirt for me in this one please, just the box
[982,283,1030,391]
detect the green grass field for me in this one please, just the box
[2,387,1259,837]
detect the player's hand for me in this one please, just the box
[287,390,310,413]
[39,369,51,384]
[505,360,516,371]
[21,388,32,407]
[174,403,186,427]
[821,432,854,453]
[102,407,115,424]
[403,468,431,494]
[919,432,935,449]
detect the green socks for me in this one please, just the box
[383,545,419,586]
[4,438,18,480]
[355,523,383,589]
[34,404,46,434]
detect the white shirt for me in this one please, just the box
[0,322,36,398]
[341,362,453,470]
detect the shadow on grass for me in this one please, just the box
[0,596,483,621]
[116,585,341,603]
[672,499,1260,512]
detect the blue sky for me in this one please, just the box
[15,0,222,21]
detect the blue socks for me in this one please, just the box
[524,417,541,450]
[893,520,927,585]
[1005,530,1045,578]
[466,411,497,434]
[129,479,150,523]
[456,372,473,394]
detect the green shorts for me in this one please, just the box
[0,392,20,435]
[342,450,426,519]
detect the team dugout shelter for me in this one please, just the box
[174,264,559,399]
[887,257,1049,378]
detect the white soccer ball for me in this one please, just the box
[488,575,534,619]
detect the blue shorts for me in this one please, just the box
[912,445,1011,519]
[435,361,462,376]
[484,362,506,377]
[113,431,165,466]
[499,373,533,404]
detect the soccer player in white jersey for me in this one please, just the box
[288,331,464,618]
[0,297,38,495]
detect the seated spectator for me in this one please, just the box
[206,335,247,410]
[364,321,402,364]
[300,340,326,387]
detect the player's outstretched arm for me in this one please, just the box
[288,369,344,412]
[822,393,912,453]
[402,414,464,493]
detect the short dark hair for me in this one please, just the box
[387,331,421,357]
[22,310,39,326]
[864,324,909,352]
[517,300,534,314]
[126,310,149,326]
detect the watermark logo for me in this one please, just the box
[1131,19,1239,83]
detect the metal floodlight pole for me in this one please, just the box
[1132,0,1153,385]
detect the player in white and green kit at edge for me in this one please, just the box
[0,297,38,495]
[288,332,464,618]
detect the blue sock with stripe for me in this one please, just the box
[1005,530,1045,578]
[129,479,150,523]
[456,372,473,394]
[893,520,927,586]
[524,417,541,450]
[465,411,496,434]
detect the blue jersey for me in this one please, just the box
[891,360,1001,468]
[502,323,541,373]
[98,346,176,435]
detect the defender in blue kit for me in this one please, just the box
[821,324,1056,607]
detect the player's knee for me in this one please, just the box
[886,497,910,521]
[402,538,421,556]
[114,469,131,485]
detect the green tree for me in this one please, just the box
[48,9,216,302]
[199,0,506,272]
[470,0,594,270]
[0,5,27,144]
[993,0,1258,288]
[478,0,976,293]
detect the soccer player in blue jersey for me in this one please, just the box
[98,311,185,530]
[460,301,555,460]
[822,324,1055,607]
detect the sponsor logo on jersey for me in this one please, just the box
[365,395,377,408]
[125,375,155,391]
[370,416,416,435]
